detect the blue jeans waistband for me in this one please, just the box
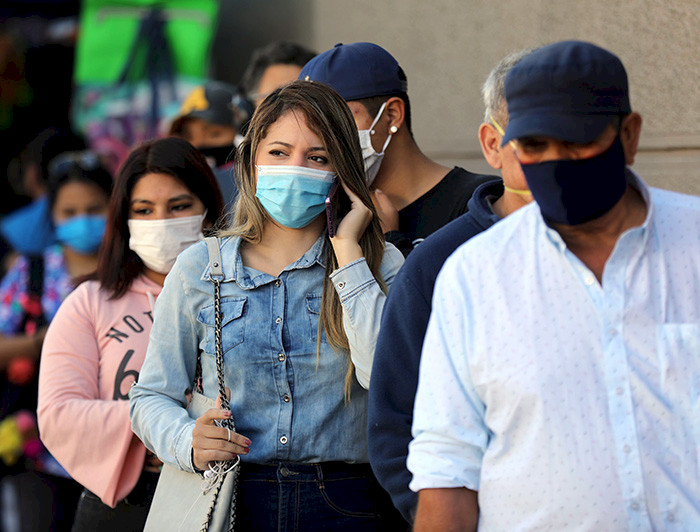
[240,461,373,481]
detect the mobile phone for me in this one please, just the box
[325,180,341,237]
[325,179,353,237]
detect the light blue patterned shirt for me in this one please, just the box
[409,174,700,531]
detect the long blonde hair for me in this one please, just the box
[222,80,386,397]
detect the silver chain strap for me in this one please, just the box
[213,277,238,531]
[200,240,238,532]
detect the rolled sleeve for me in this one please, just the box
[407,258,488,493]
[329,243,403,389]
[329,257,376,303]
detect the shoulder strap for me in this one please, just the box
[205,237,224,279]
[194,237,227,397]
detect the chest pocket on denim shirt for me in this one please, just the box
[197,296,247,355]
[306,294,328,344]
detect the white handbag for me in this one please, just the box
[144,237,238,532]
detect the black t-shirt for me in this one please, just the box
[385,167,495,256]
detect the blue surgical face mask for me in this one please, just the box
[55,214,107,254]
[0,196,56,255]
[255,165,335,229]
[520,136,627,225]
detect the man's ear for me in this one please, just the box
[620,112,642,166]
[385,96,405,132]
[478,123,503,170]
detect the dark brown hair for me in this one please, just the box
[46,151,113,212]
[96,137,224,299]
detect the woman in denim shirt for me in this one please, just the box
[130,81,404,530]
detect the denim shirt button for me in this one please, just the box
[278,353,286,362]
[280,435,288,444]
[337,281,345,290]
[275,279,282,287]
[275,317,282,324]
[283,394,290,403]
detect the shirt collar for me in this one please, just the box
[201,234,327,289]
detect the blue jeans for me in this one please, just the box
[236,462,403,531]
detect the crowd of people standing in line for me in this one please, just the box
[0,36,698,532]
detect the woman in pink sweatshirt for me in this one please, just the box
[37,137,224,531]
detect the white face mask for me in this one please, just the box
[128,213,206,274]
[357,101,393,186]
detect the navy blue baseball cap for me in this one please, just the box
[502,41,631,145]
[298,42,407,101]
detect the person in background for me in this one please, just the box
[170,81,254,208]
[37,138,224,532]
[1,128,86,264]
[299,42,494,256]
[130,81,404,530]
[0,150,112,532]
[367,48,535,525]
[240,41,316,108]
[409,40,700,531]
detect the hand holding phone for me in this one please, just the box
[326,179,374,267]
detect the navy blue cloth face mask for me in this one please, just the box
[520,136,628,226]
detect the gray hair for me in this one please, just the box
[482,48,537,127]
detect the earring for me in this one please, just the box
[389,125,398,134]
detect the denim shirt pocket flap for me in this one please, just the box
[196,296,247,354]
[305,293,327,343]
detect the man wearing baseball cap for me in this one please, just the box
[170,81,253,206]
[408,41,700,531]
[299,42,493,256]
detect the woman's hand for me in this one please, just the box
[191,392,251,471]
[330,182,373,267]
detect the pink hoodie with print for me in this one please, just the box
[38,275,162,507]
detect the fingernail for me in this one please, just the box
[242,448,250,454]
[223,411,230,418]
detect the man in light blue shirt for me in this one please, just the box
[408,40,700,531]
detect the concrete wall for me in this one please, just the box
[214,0,700,195]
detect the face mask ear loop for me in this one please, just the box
[504,185,532,196]
[369,101,388,135]
[489,113,506,136]
[369,101,394,155]
[379,129,393,154]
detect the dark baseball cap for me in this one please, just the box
[298,42,407,101]
[502,40,631,145]
[176,81,237,127]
